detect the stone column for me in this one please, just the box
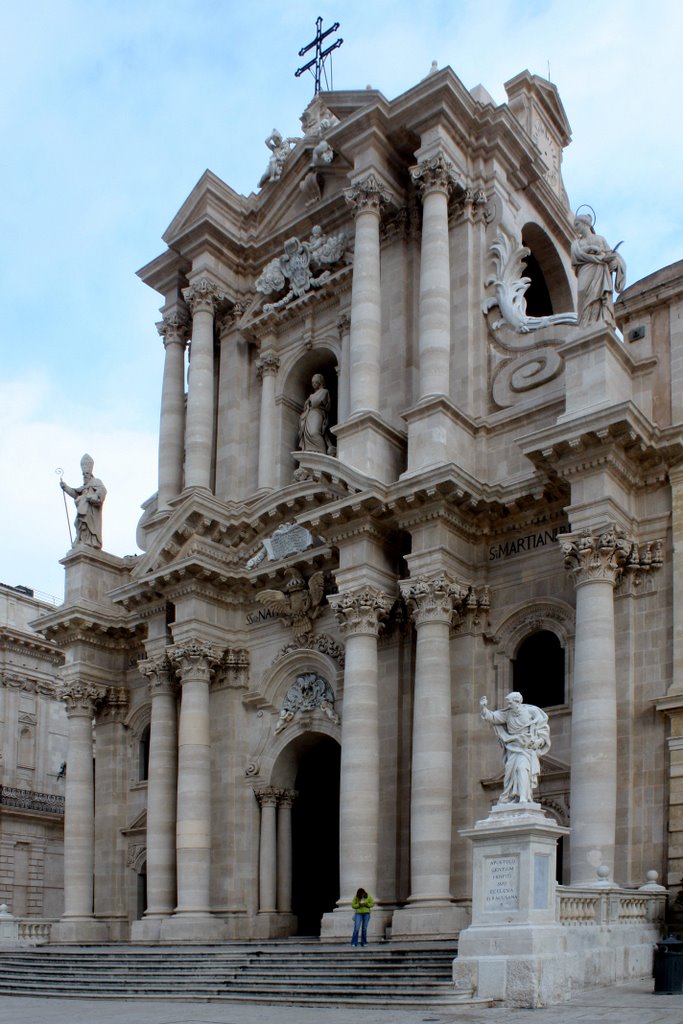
[562,527,627,883]
[139,658,178,920]
[411,156,456,399]
[329,586,390,903]
[60,682,103,919]
[343,175,391,415]
[169,640,221,915]
[400,574,458,903]
[156,310,189,508]
[256,352,280,490]
[277,789,297,913]
[182,278,224,490]
[256,788,278,912]
[336,313,351,423]
[94,688,129,934]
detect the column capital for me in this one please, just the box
[561,525,630,587]
[156,310,190,347]
[336,312,351,335]
[277,788,298,809]
[182,277,226,316]
[344,173,393,216]
[256,352,281,381]
[213,648,250,691]
[59,681,107,717]
[138,656,177,697]
[168,639,223,683]
[97,686,129,724]
[410,154,460,198]
[328,586,391,637]
[254,786,280,808]
[400,573,466,626]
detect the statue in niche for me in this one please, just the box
[256,568,326,640]
[258,129,298,188]
[274,672,339,734]
[60,453,107,549]
[298,373,335,454]
[479,691,550,805]
[571,213,626,329]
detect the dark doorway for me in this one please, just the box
[136,864,147,920]
[513,630,565,708]
[291,736,340,935]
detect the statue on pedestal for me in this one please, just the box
[59,454,107,549]
[480,692,550,804]
[298,373,334,454]
[571,213,626,329]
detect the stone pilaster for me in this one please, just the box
[255,787,279,913]
[137,658,178,927]
[182,278,225,490]
[256,352,280,490]
[167,639,221,917]
[156,310,189,508]
[562,526,628,883]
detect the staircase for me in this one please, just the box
[0,941,486,1007]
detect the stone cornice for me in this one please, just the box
[32,605,144,650]
[0,625,64,665]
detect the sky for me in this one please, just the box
[1,0,681,603]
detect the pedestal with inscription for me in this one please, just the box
[453,803,570,1006]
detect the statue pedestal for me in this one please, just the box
[453,803,570,1006]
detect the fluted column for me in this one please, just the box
[277,789,297,913]
[344,175,391,415]
[256,788,278,912]
[256,352,280,489]
[182,278,224,490]
[169,640,221,915]
[562,527,626,883]
[329,586,391,903]
[411,156,456,399]
[60,682,104,918]
[401,574,460,903]
[139,658,178,918]
[156,311,189,508]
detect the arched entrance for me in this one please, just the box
[291,735,340,935]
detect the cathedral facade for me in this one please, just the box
[34,64,683,943]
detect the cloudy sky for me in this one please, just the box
[1,0,681,602]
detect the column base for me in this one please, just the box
[253,911,297,939]
[334,411,406,483]
[391,901,470,940]
[52,917,111,943]
[319,905,393,943]
[131,915,170,942]
[453,923,568,1006]
[159,913,228,943]
[402,395,475,477]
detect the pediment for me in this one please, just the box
[162,169,247,251]
[122,809,146,835]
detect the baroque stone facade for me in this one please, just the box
[28,66,683,946]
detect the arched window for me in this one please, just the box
[138,724,151,782]
[521,223,574,317]
[512,630,565,708]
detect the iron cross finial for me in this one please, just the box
[295,16,343,95]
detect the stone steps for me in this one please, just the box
[0,943,486,1007]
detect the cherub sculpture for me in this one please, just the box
[255,568,325,640]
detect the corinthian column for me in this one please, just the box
[562,526,627,883]
[411,156,456,399]
[329,586,390,903]
[168,640,221,915]
[182,278,224,490]
[138,658,178,919]
[156,311,189,508]
[400,574,459,904]
[59,682,104,919]
[255,787,278,912]
[256,352,280,489]
[277,789,297,913]
[343,175,391,415]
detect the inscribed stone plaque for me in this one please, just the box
[483,855,519,912]
[533,852,550,910]
[265,523,314,560]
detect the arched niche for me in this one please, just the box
[492,599,574,709]
[521,222,574,317]
[125,703,152,787]
[276,340,340,484]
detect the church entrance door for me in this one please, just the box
[291,735,340,935]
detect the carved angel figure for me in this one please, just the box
[256,568,325,639]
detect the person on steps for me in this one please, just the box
[351,887,374,947]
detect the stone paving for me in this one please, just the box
[0,980,681,1024]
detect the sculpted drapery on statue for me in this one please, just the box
[60,454,107,548]
[480,692,550,804]
[298,373,334,454]
[571,213,626,329]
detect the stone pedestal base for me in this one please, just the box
[391,902,470,939]
[131,916,167,942]
[402,396,474,477]
[159,913,228,943]
[253,911,297,939]
[52,917,111,943]
[319,906,393,943]
[335,412,406,483]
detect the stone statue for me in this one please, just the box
[60,454,107,549]
[258,129,298,187]
[480,692,550,804]
[571,214,626,328]
[274,672,339,734]
[298,374,334,454]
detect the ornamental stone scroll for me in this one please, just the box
[274,672,339,734]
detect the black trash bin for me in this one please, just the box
[654,936,683,993]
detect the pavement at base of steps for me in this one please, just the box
[0,980,681,1024]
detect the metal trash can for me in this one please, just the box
[654,936,683,993]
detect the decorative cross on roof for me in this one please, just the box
[295,16,343,95]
